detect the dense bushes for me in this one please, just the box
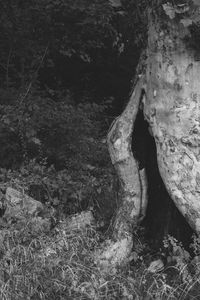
[0,88,117,224]
[0,88,111,167]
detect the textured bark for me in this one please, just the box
[95,75,146,268]
[97,2,200,270]
[108,76,146,237]
[144,15,200,233]
[139,168,148,222]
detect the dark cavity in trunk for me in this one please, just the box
[132,109,193,249]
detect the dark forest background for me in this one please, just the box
[0,1,200,299]
[0,0,147,168]
[0,0,193,246]
[0,0,148,228]
[0,0,150,246]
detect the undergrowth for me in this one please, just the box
[0,90,200,299]
[0,215,138,300]
[0,214,199,299]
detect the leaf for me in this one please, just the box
[31,137,41,145]
[26,129,36,139]
[97,187,101,194]
[109,0,122,8]
[175,4,189,14]
[162,3,175,19]
[180,18,193,27]
[2,117,10,125]
[85,164,95,170]
[80,53,91,63]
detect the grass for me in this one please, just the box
[0,213,200,300]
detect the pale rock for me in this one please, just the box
[147,259,164,273]
[4,187,43,220]
[58,210,95,232]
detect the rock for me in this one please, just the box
[4,187,44,220]
[147,259,164,273]
[57,210,95,232]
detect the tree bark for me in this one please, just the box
[95,72,147,269]
[96,1,200,270]
[144,11,200,234]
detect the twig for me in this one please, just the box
[17,44,49,107]
[6,47,13,89]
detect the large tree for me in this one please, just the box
[96,0,200,269]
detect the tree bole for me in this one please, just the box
[97,1,200,269]
[144,14,200,233]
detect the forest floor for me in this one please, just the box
[0,97,199,299]
[0,161,200,299]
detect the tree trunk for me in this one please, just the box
[96,1,200,270]
[95,61,147,269]
[144,12,200,234]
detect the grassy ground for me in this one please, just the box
[0,209,200,300]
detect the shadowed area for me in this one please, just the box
[132,109,193,249]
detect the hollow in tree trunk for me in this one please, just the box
[96,1,200,269]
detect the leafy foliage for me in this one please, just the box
[0,0,119,88]
[0,88,109,165]
[1,1,200,300]
[0,0,148,105]
[0,95,117,226]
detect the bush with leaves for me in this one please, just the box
[0,87,111,167]
[0,160,115,224]
[0,84,117,226]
